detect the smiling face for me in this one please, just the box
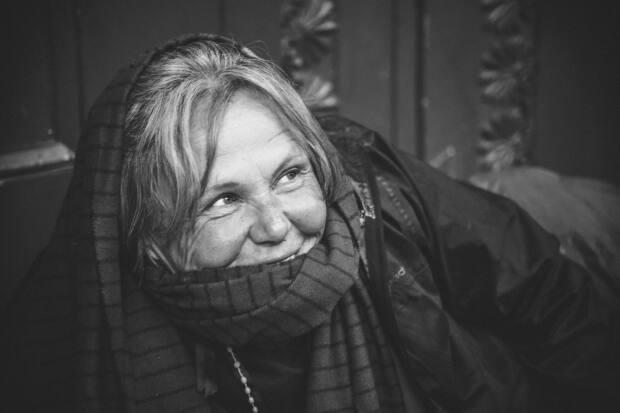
[179,90,327,269]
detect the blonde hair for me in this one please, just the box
[121,36,343,269]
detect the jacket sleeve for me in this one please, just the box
[392,149,620,397]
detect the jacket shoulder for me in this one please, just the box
[317,115,377,183]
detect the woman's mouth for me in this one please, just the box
[279,253,297,263]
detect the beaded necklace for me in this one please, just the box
[227,346,259,413]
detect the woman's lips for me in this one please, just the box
[279,253,297,263]
[267,251,298,264]
[277,234,321,263]
[265,235,320,265]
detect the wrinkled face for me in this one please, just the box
[181,91,327,269]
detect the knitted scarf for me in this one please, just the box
[141,185,405,412]
[2,33,404,412]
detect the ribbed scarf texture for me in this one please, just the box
[2,34,404,412]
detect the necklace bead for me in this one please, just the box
[227,346,259,413]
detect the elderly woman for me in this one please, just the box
[2,34,619,412]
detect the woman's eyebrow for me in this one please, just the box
[203,181,240,196]
[266,128,292,142]
[272,153,307,176]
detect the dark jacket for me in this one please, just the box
[322,115,620,412]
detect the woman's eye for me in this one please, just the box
[211,193,239,208]
[279,168,300,184]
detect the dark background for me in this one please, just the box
[1,0,619,308]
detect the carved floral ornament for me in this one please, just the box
[279,0,537,174]
[280,0,339,112]
[477,0,537,172]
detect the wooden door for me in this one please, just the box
[0,0,285,308]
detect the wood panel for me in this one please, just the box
[393,0,422,156]
[0,166,72,309]
[2,1,71,309]
[49,0,82,149]
[78,0,223,113]
[2,0,56,153]
[424,0,484,178]
[332,0,423,157]
[337,0,393,142]
[535,0,620,185]
[223,0,284,61]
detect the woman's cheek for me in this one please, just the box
[189,217,249,269]
[283,181,327,236]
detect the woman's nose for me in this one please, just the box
[249,197,290,244]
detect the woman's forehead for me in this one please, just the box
[191,91,293,153]
[217,92,285,151]
[189,91,307,178]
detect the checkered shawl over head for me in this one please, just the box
[3,34,404,412]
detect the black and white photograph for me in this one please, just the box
[1,1,619,411]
